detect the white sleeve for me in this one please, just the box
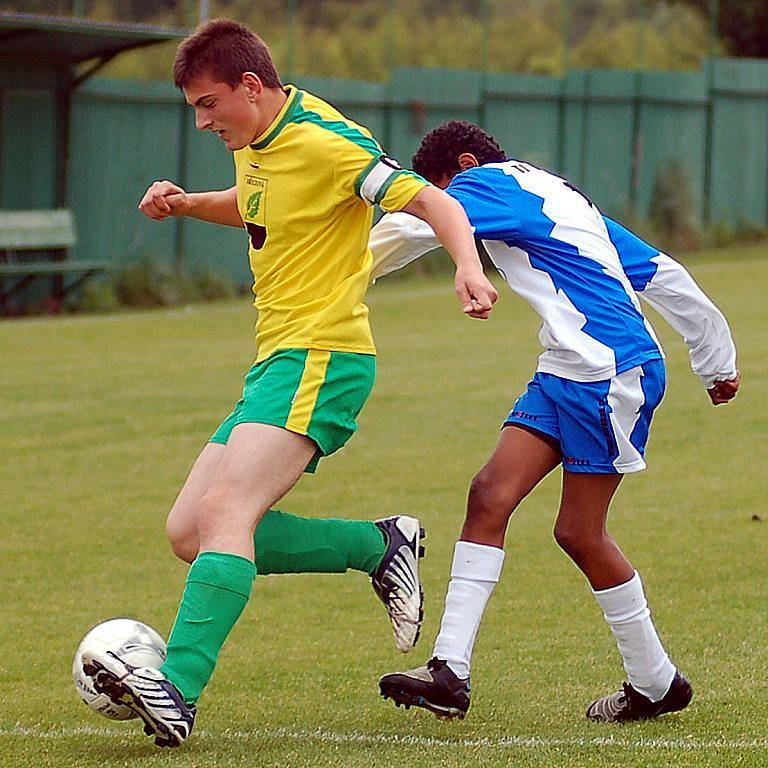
[639,254,737,388]
[369,212,441,283]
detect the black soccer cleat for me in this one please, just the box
[82,650,196,747]
[372,515,425,653]
[586,671,693,722]
[379,657,470,720]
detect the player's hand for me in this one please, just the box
[707,371,741,405]
[138,180,191,221]
[455,268,498,319]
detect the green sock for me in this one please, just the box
[254,509,386,576]
[161,551,255,705]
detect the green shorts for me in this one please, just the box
[210,348,376,473]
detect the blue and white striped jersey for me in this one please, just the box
[369,161,737,386]
[446,162,661,380]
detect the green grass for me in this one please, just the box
[1,242,766,767]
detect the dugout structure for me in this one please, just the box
[0,12,187,313]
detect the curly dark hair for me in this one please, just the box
[412,121,507,183]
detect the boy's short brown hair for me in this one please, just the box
[173,18,281,89]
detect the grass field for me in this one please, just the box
[1,242,766,767]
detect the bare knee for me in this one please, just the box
[165,514,198,564]
[553,515,608,563]
[553,517,580,558]
[465,468,519,535]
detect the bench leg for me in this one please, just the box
[61,269,99,299]
[0,274,41,302]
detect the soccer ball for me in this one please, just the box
[72,618,167,720]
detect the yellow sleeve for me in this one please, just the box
[332,135,429,210]
[377,170,430,213]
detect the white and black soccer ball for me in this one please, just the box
[72,618,167,720]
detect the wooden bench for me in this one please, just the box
[0,209,108,312]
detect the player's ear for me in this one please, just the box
[241,72,264,101]
[458,153,480,170]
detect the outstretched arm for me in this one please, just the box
[403,186,497,319]
[139,182,243,228]
[633,253,739,404]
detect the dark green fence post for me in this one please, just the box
[628,0,647,212]
[703,0,719,222]
[383,0,396,151]
[56,68,72,209]
[286,0,298,82]
[479,0,491,128]
[556,0,572,173]
[175,99,188,277]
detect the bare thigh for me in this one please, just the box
[165,442,225,562]
[196,423,317,559]
[461,425,562,546]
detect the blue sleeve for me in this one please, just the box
[604,217,662,292]
[446,168,519,241]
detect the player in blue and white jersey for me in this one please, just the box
[373,121,740,723]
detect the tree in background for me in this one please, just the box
[1,0,747,79]
[570,2,712,70]
[684,0,768,57]
[2,0,185,24]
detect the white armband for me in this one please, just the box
[356,156,404,206]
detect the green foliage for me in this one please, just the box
[700,217,768,250]
[571,3,713,70]
[98,41,180,82]
[112,257,182,307]
[64,258,237,313]
[71,275,121,313]
[228,0,714,78]
[622,198,768,254]
[683,0,768,57]
[192,267,238,301]
[21,0,714,81]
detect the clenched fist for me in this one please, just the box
[707,371,741,405]
[138,180,191,221]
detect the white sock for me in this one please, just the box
[432,541,505,679]
[593,571,676,701]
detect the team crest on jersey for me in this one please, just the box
[243,174,267,250]
[247,190,263,218]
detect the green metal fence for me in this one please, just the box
[5,57,766,284]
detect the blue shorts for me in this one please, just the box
[504,360,666,474]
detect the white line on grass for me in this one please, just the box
[1,724,766,751]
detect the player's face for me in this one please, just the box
[184,73,261,151]
[433,173,453,189]
[429,152,480,189]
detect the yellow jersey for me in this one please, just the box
[233,85,428,362]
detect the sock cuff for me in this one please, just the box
[593,570,647,622]
[187,551,256,598]
[451,540,505,582]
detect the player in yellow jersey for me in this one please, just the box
[82,19,497,747]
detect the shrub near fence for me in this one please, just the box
[61,58,768,283]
